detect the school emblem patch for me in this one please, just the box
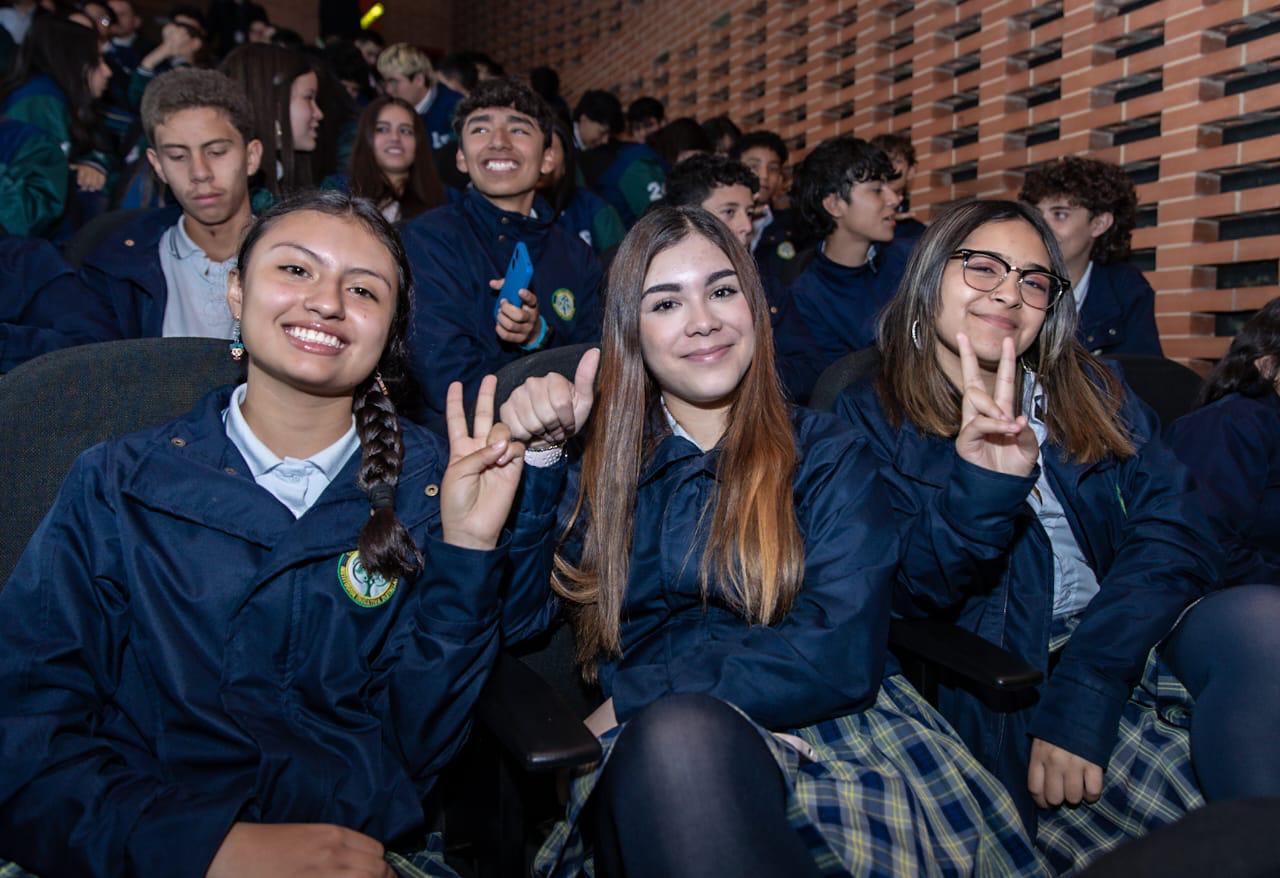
[337,551,398,607]
[777,241,796,260]
[552,288,576,321]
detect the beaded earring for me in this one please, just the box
[229,319,245,361]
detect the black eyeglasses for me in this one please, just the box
[949,249,1069,311]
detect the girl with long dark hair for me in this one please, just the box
[0,191,535,877]
[538,117,625,256]
[1167,297,1280,585]
[499,205,1045,877]
[332,95,445,223]
[835,198,1280,872]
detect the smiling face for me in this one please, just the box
[700,183,755,248]
[146,106,262,228]
[457,104,553,211]
[372,102,416,176]
[228,210,398,401]
[934,218,1051,387]
[289,70,323,152]
[639,232,756,419]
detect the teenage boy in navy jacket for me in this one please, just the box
[574,89,667,227]
[660,153,824,403]
[787,136,912,373]
[17,68,261,347]
[377,42,462,152]
[731,130,806,285]
[1021,156,1162,356]
[400,77,603,429]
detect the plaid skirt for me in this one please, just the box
[534,674,1049,878]
[0,833,456,878]
[1036,648,1204,875]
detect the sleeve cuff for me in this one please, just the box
[127,787,253,877]
[938,457,1039,541]
[1028,666,1129,768]
[417,532,509,626]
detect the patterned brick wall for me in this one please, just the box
[456,0,1280,365]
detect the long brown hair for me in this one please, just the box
[553,206,804,679]
[348,96,445,222]
[220,44,315,197]
[876,198,1134,463]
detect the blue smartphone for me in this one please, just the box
[494,241,534,318]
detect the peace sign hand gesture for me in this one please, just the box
[954,333,1039,477]
[440,375,526,550]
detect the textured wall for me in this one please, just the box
[456,0,1280,364]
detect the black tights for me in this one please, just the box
[587,693,821,878]
[1165,585,1280,800]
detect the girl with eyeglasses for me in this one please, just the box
[834,198,1280,872]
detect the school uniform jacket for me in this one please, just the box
[787,237,913,375]
[0,117,67,236]
[578,141,667,228]
[835,371,1220,810]
[0,236,91,370]
[1166,391,1280,586]
[504,406,900,731]
[0,387,538,877]
[554,186,626,256]
[1077,262,1162,356]
[400,189,603,426]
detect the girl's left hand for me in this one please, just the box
[1027,737,1104,808]
[440,375,526,550]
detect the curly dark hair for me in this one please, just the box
[1199,297,1280,406]
[731,130,789,165]
[1019,156,1138,265]
[791,135,895,239]
[869,132,916,168]
[662,153,759,208]
[453,76,554,146]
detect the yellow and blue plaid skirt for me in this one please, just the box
[1036,648,1204,875]
[534,674,1050,877]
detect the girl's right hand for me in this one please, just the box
[499,347,600,449]
[954,333,1039,477]
[207,823,393,878]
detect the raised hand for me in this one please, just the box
[440,375,526,550]
[954,333,1039,477]
[499,347,600,448]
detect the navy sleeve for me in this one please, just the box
[499,458,571,645]
[763,274,824,404]
[1029,396,1220,766]
[0,450,251,878]
[1122,269,1162,356]
[609,436,899,730]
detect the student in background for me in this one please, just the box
[327,95,445,224]
[1167,297,1280,586]
[870,131,926,240]
[662,153,824,402]
[1020,156,1161,356]
[399,77,602,428]
[574,89,666,228]
[376,43,461,152]
[731,130,804,284]
[0,117,67,236]
[702,114,741,156]
[647,116,710,168]
[539,117,625,257]
[129,5,204,110]
[624,95,663,143]
[437,52,478,97]
[220,43,323,200]
[529,65,570,123]
[788,135,909,371]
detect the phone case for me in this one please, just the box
[494,241,535,318]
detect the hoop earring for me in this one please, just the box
[910,319,923,351]
[229,319,244,361]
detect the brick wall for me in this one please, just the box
[456,0,1280,365]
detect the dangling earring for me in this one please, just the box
[374,371,389,397]
[274,119,283,148]
[229,318,245,361]
[910,319,923,351]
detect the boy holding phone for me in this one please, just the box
[400,77,603,429]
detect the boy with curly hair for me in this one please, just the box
[1020,156,1161,355]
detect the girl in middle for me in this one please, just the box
[499,205,1047,878]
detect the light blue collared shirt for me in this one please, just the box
[1023,373,1101,618]
[158,215,238,340]
[661,396,708,451]
[222,384,360,518]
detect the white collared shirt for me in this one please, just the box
[223,384,361,518]
[414,83,438,117]
[750,204,774,254]
[1022,373,1101,618]
[158,215,238,340]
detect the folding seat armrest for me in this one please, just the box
[889,618,1043,691]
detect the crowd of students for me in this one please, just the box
[1,8,1279,878]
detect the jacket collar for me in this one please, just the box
[460,187,555,239]
[814,241,879,285]
[88,205,182,293]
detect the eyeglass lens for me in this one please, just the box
[962,252,1060,306]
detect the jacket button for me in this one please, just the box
[500,217,509,224]
[424,484,439,497]
[1086,335,1095,343]
[497,234,506,242]
[170,437,186,447]
[124,239,135,247]
[225,467,237,475]
[1109,328,1117,335]
[770,306,778,314]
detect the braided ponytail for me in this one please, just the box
[354,376,423,580]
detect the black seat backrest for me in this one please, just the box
[0,338,244,582]
[1104,354,1204,428]
[61,207,153,269]
[808,347,882,412]
[494,342,596,409]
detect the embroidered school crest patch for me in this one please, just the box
[337,551,398,607]
[552,288,576,321]
[777,241,796,260]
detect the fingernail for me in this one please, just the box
[490,439,508,452]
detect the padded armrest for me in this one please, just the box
[889,618,1043,691]
[476,652,602,772]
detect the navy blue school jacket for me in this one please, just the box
[1167,391,1280,586]
[835,370,1220,815]
[1078,262,1162,356]
[787,238,913,375]
[761,271,824,404]
[504,406,899,731]
[578,141,667,228]
[420,84,462,151]
[0,387,543,877]
[752,207,809,287]
[400,189,603,425]
[0,236,95,369]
